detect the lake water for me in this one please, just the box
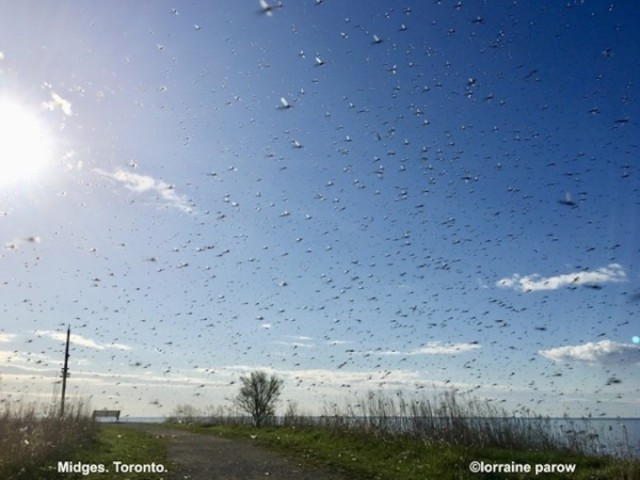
[117,416,165,424]
[563,418,640,458]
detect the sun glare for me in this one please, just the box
[0,96,53,186]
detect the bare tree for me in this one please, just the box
[233,370,283,428]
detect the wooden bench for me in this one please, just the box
[92,409,121,422]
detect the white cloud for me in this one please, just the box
[272,335,315,348]
[0,349,15,362]
[273,341,313,348]
[0,333,17,343]
[284,335,313,341]
[4,236,41,250]
[497,263,626,292]
[95,168,193,213]
[378,341,481,356]
[412,342,481,355]
[36,330,132,351]
[0,349,60,374]
[540,340,640,366]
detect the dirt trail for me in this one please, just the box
[119,423,348,480]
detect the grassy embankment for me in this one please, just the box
[168,391,640,480]
[3,392,638,479]
[174,423,637,480]
[0,402,168,480]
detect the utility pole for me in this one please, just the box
[60,325,70,417]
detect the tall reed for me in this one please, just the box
[190,389,616,456]
[320,390,604,455]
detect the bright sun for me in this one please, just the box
[0,96,53,186]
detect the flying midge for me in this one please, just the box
[258,0,282,16]
[278,97,292,109]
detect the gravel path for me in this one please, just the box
[119,423,348,480]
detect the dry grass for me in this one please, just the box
[317,390,617,456]
[0,400,96,479]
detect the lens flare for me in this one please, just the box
[0,96,53,186]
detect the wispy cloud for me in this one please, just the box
[4,236,41,250]
[0,333,17,343]
[224,365,515,395]
[282,367,423,388]
[273,335,315,348]
[377,341,480,356]
[224,364,425,389]
[284,335,313,341]
[0,349,60,373]
[540,340,640,366]
[497,263,626,292]
[36,330,131,351]
[273,341,314,348]
[95,168,193,213]
[412,342,481,355]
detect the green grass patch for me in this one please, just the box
[167,422,640,480]
[35,425,171,480]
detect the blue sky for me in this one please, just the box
[0,1,639,418]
